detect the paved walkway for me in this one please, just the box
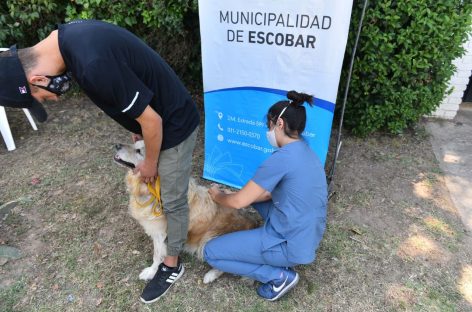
[427,103,472,232]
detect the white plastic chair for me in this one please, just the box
[0,106,38,151]
[0,47,38,151]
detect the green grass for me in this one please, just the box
[403,280,463,312]
[0,279,27,312]
[3,212,29,237]
[2,101,472,311]
[317,223,350,260]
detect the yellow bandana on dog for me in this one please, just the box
[135,176,164,217]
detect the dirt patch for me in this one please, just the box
[1,96,471,311]
[385,283,418,309]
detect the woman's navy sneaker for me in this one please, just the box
[140,262,185,304]
[256,269,299,301]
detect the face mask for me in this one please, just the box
[266,105,288,148]
[33,72,72,95]
[266,128,278,147]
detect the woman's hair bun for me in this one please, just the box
[287,90,314,107]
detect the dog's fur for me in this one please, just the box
[114,142,259,283]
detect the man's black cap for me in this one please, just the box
[0,45,47,122]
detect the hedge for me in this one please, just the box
[1,1,472,135]
[0,0,200,86]
[341,0,472,135]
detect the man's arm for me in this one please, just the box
[134,105,162,183]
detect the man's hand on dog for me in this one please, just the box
[134,160,158,184]
[131,133,158,183]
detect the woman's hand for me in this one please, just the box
[208,180,266,209]
[208,184,222,201]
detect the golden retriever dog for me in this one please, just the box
[114,141,259,283]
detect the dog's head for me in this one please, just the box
[114,141,152,198]
[114,140,145,169]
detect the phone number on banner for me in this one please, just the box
[227,127,261,139]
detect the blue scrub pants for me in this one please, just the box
[203,202,298,283]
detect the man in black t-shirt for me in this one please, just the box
[0,20,199,303]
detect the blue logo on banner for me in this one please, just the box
[203,87,334,188]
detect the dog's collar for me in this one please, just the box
[135,176,164,217]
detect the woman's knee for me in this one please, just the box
[203,239,217,264]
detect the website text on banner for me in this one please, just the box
[199,0,353,188]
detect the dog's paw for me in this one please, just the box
[203,269,224,284]
[139,266,158,281]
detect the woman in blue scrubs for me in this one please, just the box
[205,90,328,301]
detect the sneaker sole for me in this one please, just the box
[267,272,299,302]
[140,265,185,304]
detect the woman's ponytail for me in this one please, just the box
[287,90,314,107]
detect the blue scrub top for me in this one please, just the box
[252,140,327,264]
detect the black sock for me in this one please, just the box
[162,262,178,269]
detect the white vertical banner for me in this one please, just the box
[199,0,353,188]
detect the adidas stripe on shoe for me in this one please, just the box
[140,262,185,304]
